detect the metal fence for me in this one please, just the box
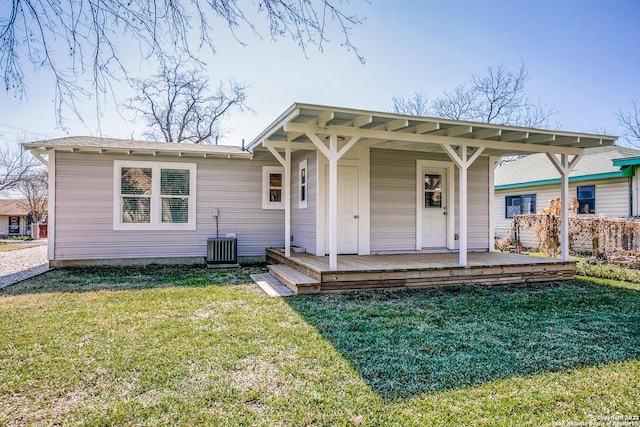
[496,214,640,258]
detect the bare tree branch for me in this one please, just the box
[391,92,430,116]
[1,0,365,127]
[0,142,39,195]
[431,83,477,120]
[392,62,556,127]
[127,61,249,144]
[617,100,640,148]
[17,169,48,223]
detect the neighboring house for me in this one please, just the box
[0,199,32,237]
[494,146,640,237]
[23,103,616,271]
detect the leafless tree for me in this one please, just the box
[1,0,365,125]
[431,83,477,120]
[17,169,48,223]
[0,143,39,195]
[393,63,556,127]
[127,62,249,144]
[391,92,430,116]
[617,100,640,148]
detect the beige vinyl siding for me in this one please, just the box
[53,151,284,261]
[291,151,317,254]
[595,178,630,217]
[370,149,489,252]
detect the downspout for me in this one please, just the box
[629,175,633,217]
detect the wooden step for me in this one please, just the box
[268,264,321,295]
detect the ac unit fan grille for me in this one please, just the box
[207,238,238,267]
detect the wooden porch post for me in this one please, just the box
[265,145,292,258]
[546,152,583,262]
[459,149,468,266]
[441,143,485,267]
[284,148,292,258]
[488,157,501,252]
[328,135,339,270]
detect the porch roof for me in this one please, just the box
[248,103,617,157]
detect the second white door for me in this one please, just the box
[421,167,448,248]
[325,166,359,254]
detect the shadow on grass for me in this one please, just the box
[0,264,268,295]
[286,279,640,400]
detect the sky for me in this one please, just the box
[1,0,639,149]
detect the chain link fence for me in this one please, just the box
[495,215,640,261]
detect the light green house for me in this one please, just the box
[494,145,640,237]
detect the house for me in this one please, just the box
[494,145,640,239]
[23,103,617,292]
[0,199,33,237]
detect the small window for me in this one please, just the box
[577,185,595,214]
[299,159,308,209]
[262,166,285,209]
[505,194,536,218]
[114,161,196,230]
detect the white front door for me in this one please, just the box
[421,167,448,248]
[326,166,359,254]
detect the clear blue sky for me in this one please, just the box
[1,0,639,147]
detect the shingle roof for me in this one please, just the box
[495,145,640,188]
[0,199,31,216]
[22,136,251,159]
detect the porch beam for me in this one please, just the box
[282,122,585,155]
[473,128,502,139]
[351,115,373,128]
[317,110,335,126]
[264,140,317,151]
[446,125,473,137]
[386,119,409,132]
[414,122,440,134]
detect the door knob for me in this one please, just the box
[354,215,359,219]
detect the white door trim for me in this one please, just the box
[416,159,455,250]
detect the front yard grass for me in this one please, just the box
[1,266,639,426]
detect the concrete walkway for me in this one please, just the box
[0,244,49,289]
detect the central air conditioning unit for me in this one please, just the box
[206,237,239,268]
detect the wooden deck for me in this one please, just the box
[266,248,576,294]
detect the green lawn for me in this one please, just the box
[1,266,639,426]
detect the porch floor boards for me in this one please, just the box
[266,248,576,294]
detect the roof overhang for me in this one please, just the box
[248,103,618,157]
[22,137,253,160]
[613,156,640,167]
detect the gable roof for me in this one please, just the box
[0,199,31,216]
[22,136,252,159]
[495,145,640,190]
[248,103,617,157]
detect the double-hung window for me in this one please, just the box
[505,194,536,218]
[114,161,197,230]
[262,166,285,209]
[577,185,595,214]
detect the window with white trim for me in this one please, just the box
[577,185,595,214]
[299,159,308,209]
[114,161,197,230]
[262,166,285,209]
[505,194,536,218]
